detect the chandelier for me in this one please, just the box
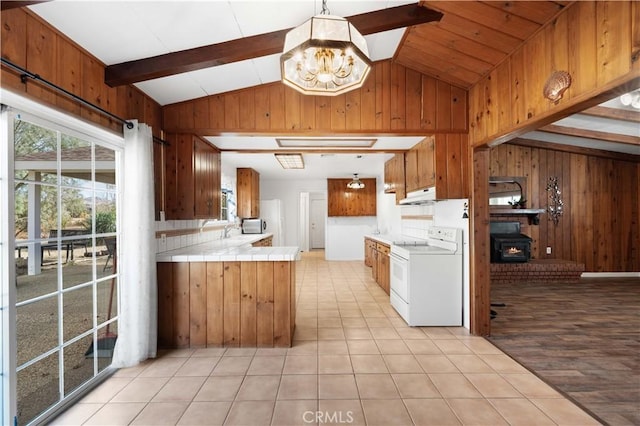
[280,0,371,96]
[620,89,640,109]
[347,174,365,189]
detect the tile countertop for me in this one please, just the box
[364,234,427,246]
[156,233,301,262]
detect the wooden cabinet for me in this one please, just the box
[404,148,419,193]
[406,136,435,193]
[384,153,406,203]
[157,260,296,348]
[327,178,377,216]
[403,134,469,200]
[375,242,390,295]
[165,133,221,220]
[237,168,260,218]
[364,238,376,267]
[252,236,273,247]
[364,238,390,295]
[194,138,221,218]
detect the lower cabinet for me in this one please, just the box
[157,260,296,348]
[364,238,390,295]
[252,236,273,247]
[376,243,390,295]
[364,238,375,267]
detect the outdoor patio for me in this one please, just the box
[14,243,118,424]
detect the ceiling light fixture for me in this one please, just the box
[280,0,371,96]
[275,153,305,169]
[276,137,376,148]
[347,173,365,190]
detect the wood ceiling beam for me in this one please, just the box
[509,138,640,163]
[1,1,49,11]
[104,3,443,87]
[580,105,640,123]
[538,124,640,146]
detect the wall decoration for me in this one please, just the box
[546,177,563,225]
[543,70,572,102]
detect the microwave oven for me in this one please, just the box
[242,218,265,234]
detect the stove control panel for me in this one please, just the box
[427,226,460,243]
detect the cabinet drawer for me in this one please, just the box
[376,243,390,255]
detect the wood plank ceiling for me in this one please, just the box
[396,1,571,89]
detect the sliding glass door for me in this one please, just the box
[2,107,122,425]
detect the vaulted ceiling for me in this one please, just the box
[19,1,640,178]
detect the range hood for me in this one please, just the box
[399,188,437,205]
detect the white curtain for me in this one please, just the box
[112,120,157,367]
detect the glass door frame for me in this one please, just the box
[1,90,125,425]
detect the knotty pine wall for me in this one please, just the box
[469,0,640,147]
[490,143,639,272]
[2,7,164,216]
[162,61,468,134]
[1,8,162,136]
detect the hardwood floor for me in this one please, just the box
[489,277,640,426]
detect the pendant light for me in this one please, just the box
[280,0,371,96]
[347,173,365,189]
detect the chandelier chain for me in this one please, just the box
[321,0,330,15]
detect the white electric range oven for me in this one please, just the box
[390,226,463,326]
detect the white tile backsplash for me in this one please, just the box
[155,219,236,253]
[400,203,435,239]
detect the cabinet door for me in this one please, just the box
[379,251,390,295]
[404,148,419,193]
[417,136,435,189]
[384,159,394,194]
[371,249,378,282]
[364,239,372,267]
[165,133,195,220]
[393,153,406,203]
[237,168,260,218]
[194,138,221,218]
[251,168,260,217]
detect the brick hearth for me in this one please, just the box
[490,259,585,284]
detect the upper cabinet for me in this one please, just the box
[384,153,406,204]
[327,178,377,217]
[405,137,435,193]
[164,133,221,220]
[237,168,260,218]
[403,134,469,200]
[193,138,221,218]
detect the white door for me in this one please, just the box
[310,198,326,249]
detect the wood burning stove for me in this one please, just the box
[490,222,532,263]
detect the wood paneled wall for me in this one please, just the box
[1,8,162,135]
[162,61,468,134]
[157,260,296,348]
[327,178,377,217]
[489,143,639,272]
[469,1,640,147]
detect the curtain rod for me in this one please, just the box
[1,57,170,146]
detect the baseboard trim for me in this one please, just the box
[581,272,640,278]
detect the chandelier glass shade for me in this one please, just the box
[280,12,371,96]
[619,89,640,109]
[347,173,365,189]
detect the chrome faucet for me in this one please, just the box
[222,223,233,239]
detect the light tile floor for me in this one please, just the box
[51,251,600,425]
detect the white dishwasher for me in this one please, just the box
[390,226,463,326]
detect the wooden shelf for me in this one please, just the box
[490,208,546,225]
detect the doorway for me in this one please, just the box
[310,195,326,249]
[1,103,122,425]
